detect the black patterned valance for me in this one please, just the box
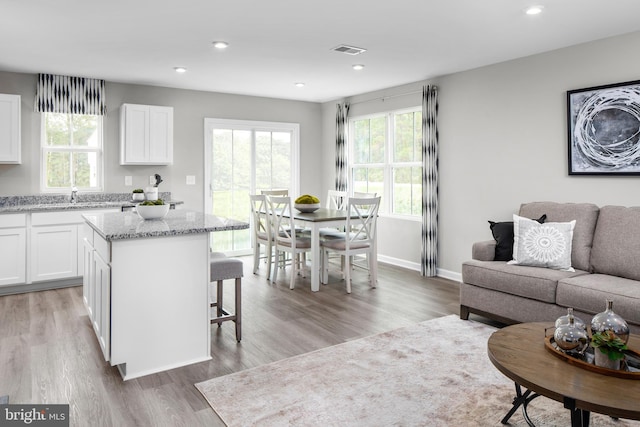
[35,73,106,115]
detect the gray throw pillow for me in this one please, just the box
[508,214,576,271]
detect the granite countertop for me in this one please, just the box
[0,192,182,213]
[83,209,249,241]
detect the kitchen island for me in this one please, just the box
[82,209,248,380]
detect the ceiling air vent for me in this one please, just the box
[331,44,367,55]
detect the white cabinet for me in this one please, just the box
[0,214,26,286]
[120,103,173,165]
[92,248,111,361]
[30,224,78,282]
[0,94,21,164]
[82,227,111,362]
[29,209,118,284]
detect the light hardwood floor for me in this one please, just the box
[0,257,465,426]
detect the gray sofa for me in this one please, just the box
[461,202,640,334]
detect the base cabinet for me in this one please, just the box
[0,228,26,286]
[92,251,111,361]
[30,224,78,282]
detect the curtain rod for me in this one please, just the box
[347,88,431,106]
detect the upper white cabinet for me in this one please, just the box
[0,94,21,164]
[120,103,173,165]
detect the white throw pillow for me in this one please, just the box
[508,214,576,271]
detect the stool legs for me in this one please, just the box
[210,278,242,342]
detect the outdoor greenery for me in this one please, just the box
[351,110,422,216]
[43,113,101,190]
[210,129,291,252]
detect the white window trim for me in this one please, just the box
[40,114,104,193]
[348,106,422,221]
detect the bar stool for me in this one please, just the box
[210,252,243,342]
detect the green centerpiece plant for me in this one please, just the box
[591,330,628,370]
[295,194,320,204]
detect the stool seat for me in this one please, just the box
[210,254,243,342]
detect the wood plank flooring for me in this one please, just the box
[0,257,466,426]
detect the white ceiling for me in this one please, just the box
[2,0,640,103]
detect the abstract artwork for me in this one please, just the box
[567,80,640,175]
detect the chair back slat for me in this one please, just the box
[267,196,297,244]
[327,190,348,210]
[261,189,289,196]
[345,197,380,249]
[249,194,270,240]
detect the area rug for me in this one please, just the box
[196,315,639,426]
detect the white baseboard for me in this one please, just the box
[377,255,462,283]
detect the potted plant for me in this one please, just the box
[294,194,320,212]
[132,188,145,202]
[591,330,628,370]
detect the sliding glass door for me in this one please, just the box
[204,118,300,254]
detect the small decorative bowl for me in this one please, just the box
[136,204,170,220]
[295,203,320,213]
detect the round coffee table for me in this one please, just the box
[487,322,640,427]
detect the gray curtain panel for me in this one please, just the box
[335,102,350,192]
[35,73,106,115]
[421,85,439,277]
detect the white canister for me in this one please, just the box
[145,187,159,201]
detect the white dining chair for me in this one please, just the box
[321,196,380,293]
[268,195,312,289]
[327,190,348,210]
[249,194,273,278]
[261,189,289,196]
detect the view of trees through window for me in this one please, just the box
[350,108,422,216]
[42,113,102,190]
[210,127,292,253]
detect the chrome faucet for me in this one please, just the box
[70,186,78,204]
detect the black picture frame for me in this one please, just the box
[567,79,640,175]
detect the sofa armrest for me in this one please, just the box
[472,240,497,261]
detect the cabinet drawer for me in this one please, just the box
[94,233,110,263]
[32,211,84,226]
[0,213,26,228]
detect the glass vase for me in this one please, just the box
[554,313,589,355]
[590,299,630,344]
[555,307,586,330]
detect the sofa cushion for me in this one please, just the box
[590,205,640,281]
[557,273,640,325]
[462,259,588,304]
[488,214,546,261]
[519,202,599,272]
[509,215,576,271]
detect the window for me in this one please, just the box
[349,107,422,217]
[41,113,103,191]
[204,118,300,254]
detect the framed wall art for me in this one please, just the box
[567,80,640,175]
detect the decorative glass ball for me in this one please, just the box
[590,299,630,344]
[554,314,589,355]
[555,307,586,330]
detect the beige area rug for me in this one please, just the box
[196,315,640,426]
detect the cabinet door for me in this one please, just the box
[149,106,173,164]
[0,94,21,164]
[93,252,111,361]
[82,238,94,317]
[0,228,26,286]
[121,104,149,164]
[120,103,173,165]
[30,225,78,282]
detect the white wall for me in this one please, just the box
[0,72,323,210]
[321,30,640,279]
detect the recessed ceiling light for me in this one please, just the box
[294,82,305,88]
[212,41,229,49]
[174,67,187,73]
[353,64,365,71]
[525,5,543,15]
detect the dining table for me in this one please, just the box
[289,207,376,292]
